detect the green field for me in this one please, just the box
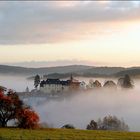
[0,128,140,140]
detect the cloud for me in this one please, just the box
[0,1,140,44]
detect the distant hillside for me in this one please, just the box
[80,67,125,75]
[0,64,140,78]
[0,65,92,76]
[115,68,140,77]
[43,67,140,79]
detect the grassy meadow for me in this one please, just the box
[0,128,140,140]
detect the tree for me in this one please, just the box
[103,80,117,88]
[89,79,94,88]
[0,90,23,127]
[93,80,102,88]
[34,75,40,89]
[118,74,133,88]
[87,120,98,130]
[16,108,39,129]
[25,86,29,92]
[0,89,39,128]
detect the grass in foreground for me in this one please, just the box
[0,128,140,140]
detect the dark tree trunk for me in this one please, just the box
[1,119,7,127]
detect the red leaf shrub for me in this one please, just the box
[17,108,39,129]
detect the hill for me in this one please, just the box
[0,128,140,140]
[1,64,140,78]
[81,67,125,75]
[0,65,91,76]
[115,68,140,77]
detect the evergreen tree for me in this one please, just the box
[34,75,40,89]
[25,86,29,92]
[123,74,133,88]
[118,74,133,88]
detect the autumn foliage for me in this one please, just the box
[0,89,39,129]
[17,108,39,129]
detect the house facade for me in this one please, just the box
[40,75,81,94]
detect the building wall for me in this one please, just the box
[40,84,69,93]
[69,82,80,91]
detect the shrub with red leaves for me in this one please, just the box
[17,108,39,129]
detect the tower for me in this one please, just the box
[70,74,73,82]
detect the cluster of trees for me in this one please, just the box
[87,74,134,89]
[0,88,39,129]
[33,74,134,92]
[60,116,129,131]
[87,115,129,131]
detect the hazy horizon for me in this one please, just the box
[0,60,140,68]
[23,79,140,131]
[0,1,140,67]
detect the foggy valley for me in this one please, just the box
[1,74,140,131]
[1,1,140,139]
[29,86,140,131]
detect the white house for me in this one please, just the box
[39,75,85,94]
[40,79,71,94]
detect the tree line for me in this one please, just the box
[62,115,129,131]
[87,115,129,131]
[34,74,134,89]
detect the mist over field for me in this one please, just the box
[31,87,140,131]
[0,74,34,92]
[1,74,140,131]
[1,74,138,131]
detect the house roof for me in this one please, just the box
[40,79,71,87]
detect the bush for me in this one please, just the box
[61,124,75,129]
[16,108,39,129]
[87,120,98,130]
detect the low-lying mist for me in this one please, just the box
[1,74,140,131]
[0,74,33,92]
[24,80,140,131]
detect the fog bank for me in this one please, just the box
[24,80,140,131]
[1,74,140,131]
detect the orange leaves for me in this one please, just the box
[0,91,12,106]
[17,108,39,129]
[0,91,4,98]
[0,89,39,128]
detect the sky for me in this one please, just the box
[0,1,140,67]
